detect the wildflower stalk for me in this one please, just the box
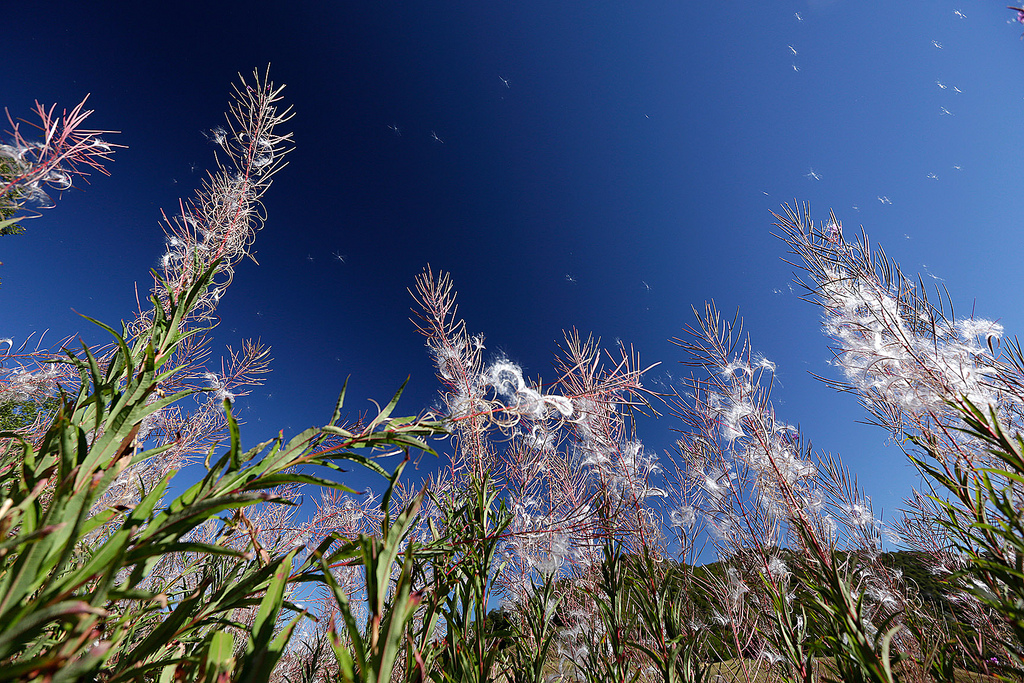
[502,572,563,683]
[778,201,1024,655]
[427,475,513,683]
[316,472,431,683]
[411,266,659,601]
[156,66,293,323]
[628,547,709,683]
[910,398,1024,673]
[576,540,641,683]
[0,95,122,236]
[0,68,453,683]
[0,261,446,681]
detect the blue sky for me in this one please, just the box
[3,0,1024,535]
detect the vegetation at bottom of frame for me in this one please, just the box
[517,548,1000,669]
[0,395,59,431]
[0,156,25,236]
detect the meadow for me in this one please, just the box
[1,62,1023,683]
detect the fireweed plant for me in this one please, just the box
[3,76,1024,683]
[403,208,1024,682]
[0,95,122,237]
[0,69,447,683]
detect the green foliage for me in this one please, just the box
[912,399,1024,677]
[424,476,512,683]
[577,541,642,683]
[6,57,1024,683]
[0,156,26,237]
[629,547,710,683]
[318,478,428,683]
[501,573,562,683]
[0,265,446,682]
[0,397,59,433]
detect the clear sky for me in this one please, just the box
[3,0,1024,533]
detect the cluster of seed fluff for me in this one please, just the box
[481,359,602,589]
[0,97,119,212]
[685,353,824,550]
[572,394,663,502]
[156,70,292,321]
[203,372,236,407]
[578,435,665,512]
[415,270,657,598]
[554,602,608,676]
[0,363,62,404]
[501,520,572,578]
[484,355,664,591]
[820,264,1002,419]
[778,208,1011,453]
[464,358,575,424]
[1,140,76,207]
